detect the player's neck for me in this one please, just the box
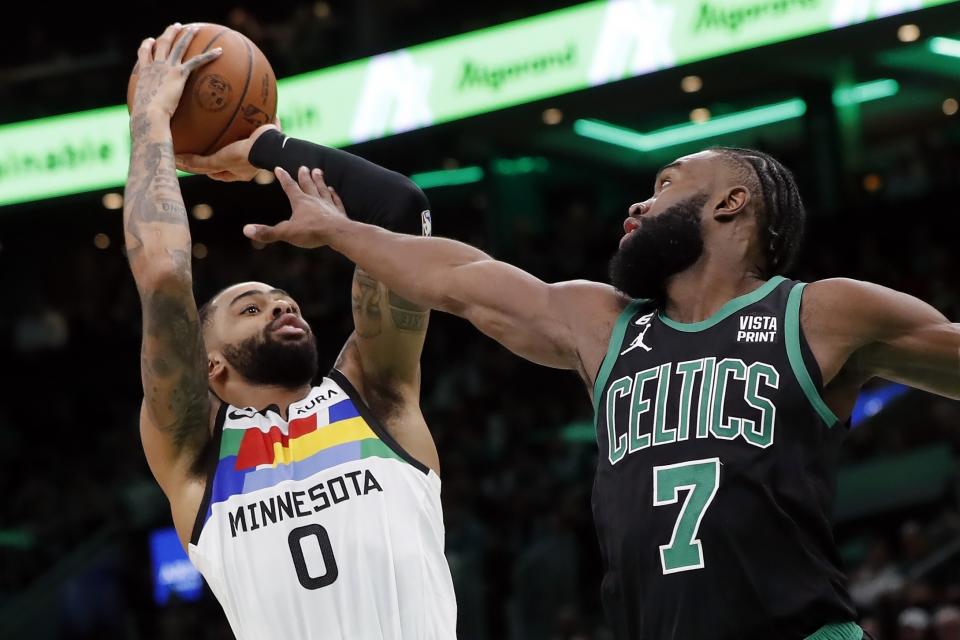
[218,379,314,421]
[662,258,765,325]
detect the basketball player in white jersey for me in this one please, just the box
[124,24,455,639]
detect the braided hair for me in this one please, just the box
[711,147,806,277]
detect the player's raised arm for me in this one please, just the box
[178,124,435,389]
[177,128,431,229]
[246,167,626,380]
[124,25,222,491]
[805,278,960,399]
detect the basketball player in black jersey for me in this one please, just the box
[241,147,959,640]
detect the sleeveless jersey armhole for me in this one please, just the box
[785,283,840,428]
[328,368,430,475]
[592,299,647,416]
[190,401,229,546]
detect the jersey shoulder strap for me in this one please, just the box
[785,280,841,428]
[592,297,655,413]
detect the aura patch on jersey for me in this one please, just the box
[204,399,403,521]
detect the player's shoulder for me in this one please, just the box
[804,277,912,316]
[802,277,947,343]
[806,276,884,295]
[548,280,632,346]
[550,279,629,312]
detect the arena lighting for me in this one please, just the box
[491,156,549,175]
[897,24,921,42]
[850,383,910,427]
[191,203,214,220]
[542,108,564,125]
[101,192,123,210]
[149,527,203,605]
[573,99,807,152]
[689,108,712,123]
[2,0,957,207]
[928,36,960,57]
[681,75,703,93]
[832,79,900,107]
[93,233,111,249]
[410,166,484,189]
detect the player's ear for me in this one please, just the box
[713,186,750,222]
[208,352,227,382]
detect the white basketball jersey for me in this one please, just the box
[188,370,457,640]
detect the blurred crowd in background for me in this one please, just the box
[1,130,959,639]
[2,0,960,639]
[0,0,584,125]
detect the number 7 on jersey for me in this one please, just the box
[653,458,721,575]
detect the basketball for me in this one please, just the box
[126,23,277,155]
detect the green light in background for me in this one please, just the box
[929,36,960,57]
[832,79,900,106]
[0,104,130,207]
[491,156,549,175]
[574,119,649,151]
[410,166,485,189]
[560,420,596,443]
[4,0,959,206]
[574,99,807,152]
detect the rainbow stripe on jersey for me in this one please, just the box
[202,396,404,525]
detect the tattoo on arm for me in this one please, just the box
[388,291,428,332]
[352,268,429,334]
[141,285,210,453]
[353,270,383,338]
[124,108,208,455]
[123,112,191,266]
[348,267,428,388]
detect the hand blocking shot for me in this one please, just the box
[124,24,455,640]
[255,147,960,639]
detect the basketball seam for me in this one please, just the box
[201,29,228,53]
[201,35,254,156]
[186,28,229,154]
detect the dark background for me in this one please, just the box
[1,2,959,639]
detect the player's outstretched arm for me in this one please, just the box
[806,278,960,399]
[247,167,625,379]
[125,24,221,492]
[177,119,436,386]
[176,126,432,236]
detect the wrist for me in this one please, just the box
[248,128,286,168]
[129,108,173,136]
[325,215,361,249]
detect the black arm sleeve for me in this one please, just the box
[249,129,430,236]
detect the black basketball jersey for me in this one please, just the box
[592,276,858,640]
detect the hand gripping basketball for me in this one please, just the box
[128,23,278,153]
[130,24,223,119]
[175,121,280,182]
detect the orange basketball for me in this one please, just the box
[127,23,278,155]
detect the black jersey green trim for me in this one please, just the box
[658,276,786,332]
[804,621,864,640]
[786,282,840,428]
[593,299,647,415]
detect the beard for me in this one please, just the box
[222,323,319,390]
[608,192,708,301]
